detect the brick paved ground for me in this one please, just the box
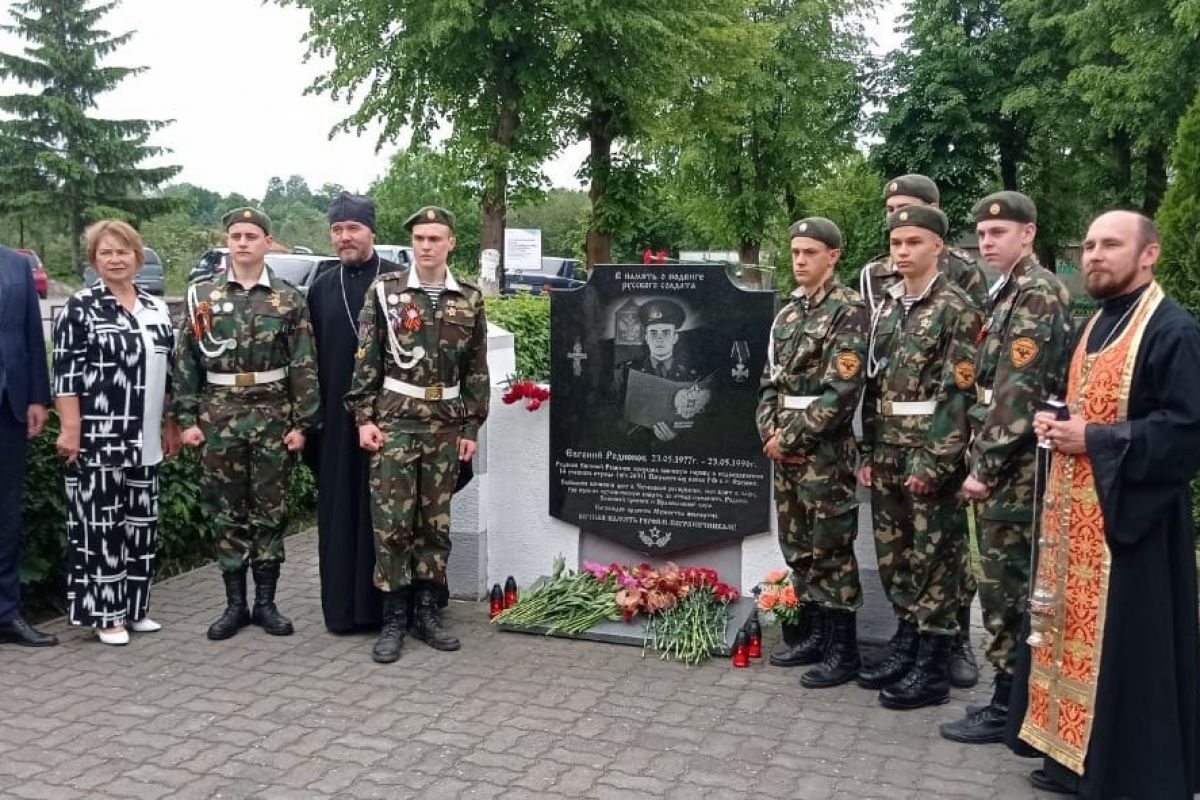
[0,530,1058,799]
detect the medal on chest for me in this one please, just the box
[402,300,423,331]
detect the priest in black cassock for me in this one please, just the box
[1011,210,1200,798]
[306,193,401,632]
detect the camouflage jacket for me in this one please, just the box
[345,267,490,439]
[861,273,983,487]
[968,255,1073,512]
[859,248,989,314]
[173,266,319,430]
[756,277,867,459]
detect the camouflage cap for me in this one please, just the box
[788,217,842,250]
[221,207,271,235]
[887,205,949,238]
[973,191,1037,224]
[638,298,685,328]
[404,205,456,232]
[884,174,940,205]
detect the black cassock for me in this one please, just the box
[306,253,401,632]
[1008,289,1200,799]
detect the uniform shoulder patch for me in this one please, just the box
[953,359,975,390]
[835,350,862,380]
[1010,336,1039,368]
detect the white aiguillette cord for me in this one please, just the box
[376,280,425,369]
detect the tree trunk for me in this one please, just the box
[477,46,521,297]
[1144,142,1168,217]
[999,145,1019,191]
[1110,133,1133,206]
[585,107,614,268]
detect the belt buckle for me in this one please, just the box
[235,373,254,387]
[425,384,444,401]
[881,400,893,416]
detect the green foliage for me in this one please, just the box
[508,189,590,260]
[140,212,219,295]
[0,0,181,269]
[20,413,316,615]
[1157,90,1200,320]
[484,294,550,382]
[792,154,887,292]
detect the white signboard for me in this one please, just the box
[504,228,542,273]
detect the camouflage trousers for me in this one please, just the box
[201,411,291,573]
[974,515,1031,674]
[773,461,861,611]
[868,443,966,634]
[369,427,461,591]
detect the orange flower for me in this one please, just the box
[780,584,798,607]
[763,569,789,584]
[757,588,779,611]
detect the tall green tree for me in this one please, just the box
[666,0,868,278]
[279,0,561,294]
[0,0,180,270]
[1157,89,1200,319]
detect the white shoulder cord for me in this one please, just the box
[376,280,425,370]
[859,263,878,315]
[187,283,236,358]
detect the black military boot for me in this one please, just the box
[879,632,952,709]
[856,619,918,689]
[769,603,824,667]
[250,563,294,636]
[949,606,980,688]
[939,671,1013,743]
[207,568,251,640]
[768,605,810,666]
[411,582,460,651]
[372,590,409,664]
[800,609,861,688]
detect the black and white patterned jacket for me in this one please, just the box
[52,283,174,467]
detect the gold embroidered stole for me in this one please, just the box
[1019,282,1164,773]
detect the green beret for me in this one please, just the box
[404,205,456,232]
[221,207,271,235]
[638,298,685,328]
[884,174,940,205]
[973,191,1037,224]
[887,205,949,238]
[788,217,842,250]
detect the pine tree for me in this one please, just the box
[0,0,179,270]
[1157,89,1200,320]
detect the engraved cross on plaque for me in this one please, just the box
[568,339,588,376]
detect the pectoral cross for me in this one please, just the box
[568,339,588,377]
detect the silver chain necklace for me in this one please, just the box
[340,258,381,337]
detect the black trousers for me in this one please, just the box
[65,463,159,627]
[0,393,27,622]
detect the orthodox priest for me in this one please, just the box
[306,193,402,632]
[1013,210,1200,798]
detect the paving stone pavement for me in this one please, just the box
[0,530,1061,799]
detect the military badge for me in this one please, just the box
[192,301,214,340]
[953,359,975,390]
[989,203,1001,216]
[673,384,711,420]
[387,293,400,306]
[358,319,371,341]
[835,350,862,380]
[402,301,423,331]
[730,340,750,383]
[889,182,899,192]
[1010,336,1039,368]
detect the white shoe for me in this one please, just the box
[96,627,130,645]
[129,618,162,633]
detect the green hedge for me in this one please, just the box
[484,293,551,381]
[20,414,316,617]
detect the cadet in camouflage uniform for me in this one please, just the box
[174,207,319,640]
[757,217,868,689]
[856,206,983,710]
[940,191,1073,743]
[346,206,489,662]
[859,173,986,689]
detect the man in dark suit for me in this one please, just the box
[0,245,55,646]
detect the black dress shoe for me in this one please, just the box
[0,614,58,647]
[1029,769,1078,795]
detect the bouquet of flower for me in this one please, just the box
[501,378,551,411]
[492,556,619,634]
[753,568,803,626]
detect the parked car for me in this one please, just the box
[82,247,164,295]
[374,244,414,267]
[263,252,340,294]
[17,248,48,298]
[504,256,585,295]
[189,247,229,283]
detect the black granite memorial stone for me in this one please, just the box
[549,264,776,554]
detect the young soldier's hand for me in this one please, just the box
[359,423,384,452]
[856,465,873,487]
[181,426,205,448]
[960,475,990,500]
[458,438,477,461]
[283,429,306,452]
[904,475,932,495]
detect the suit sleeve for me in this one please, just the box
[23,256,50,405]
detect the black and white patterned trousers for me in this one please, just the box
[65,465,159,628]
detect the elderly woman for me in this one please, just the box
[52,220,178,645]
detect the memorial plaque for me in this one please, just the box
[549,264,776,554]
